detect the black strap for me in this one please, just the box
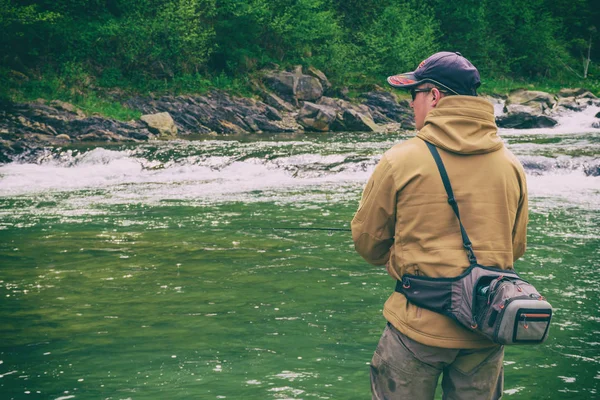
[424,141,478,266]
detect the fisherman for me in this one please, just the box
[351,52,528,400]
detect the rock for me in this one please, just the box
[263,92,295,112]
[584,163,600,176]
[218,120,247,134]
[264,105,282,121]
[572,90,598,99]
[556,96,587,112]
[297,102,337,131]
[295,75,323,101]
[263,70,324,105]
[306,66,332,90]
[595,111,600,119]
[317,96,342,110]
[315,97,380,131]
[558,88,590,98]
[340,109,379,132]
[55,134,71,140]
[49,100,86,118]
[505,89,556,114]
[496,112,558,129]
[592,121,600,129]
[127,91,286,135]
[360,91,414,128]
[140,112,178,137]
[264,71,296,100]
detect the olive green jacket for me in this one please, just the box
[352,96,528,348]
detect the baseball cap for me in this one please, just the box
[387,52,480,96]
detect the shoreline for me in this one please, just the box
[2,75,599,164]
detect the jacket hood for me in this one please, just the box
[416,96,503,155]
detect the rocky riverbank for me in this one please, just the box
[1,66,599,163]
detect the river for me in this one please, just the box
[1,106,599,399]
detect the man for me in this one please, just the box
[351,52,528,399]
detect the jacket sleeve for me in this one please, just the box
[351,156,397,265]
[512,168,529,261]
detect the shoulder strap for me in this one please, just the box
[424,141,478,266]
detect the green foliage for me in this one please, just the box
[3,67,140,120]
[1,0,599,112]
[353,2,439,77]
[211,0,344,74]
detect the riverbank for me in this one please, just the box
[1,66,600,164]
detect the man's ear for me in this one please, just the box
[431,88,442,106]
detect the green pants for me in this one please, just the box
[370,323,504,400]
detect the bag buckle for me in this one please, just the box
[402,277,411,289]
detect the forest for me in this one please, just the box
[1,0,599,103]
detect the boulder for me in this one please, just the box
[339,109,379,132]
[584,163,600,176]
[505,89,556,114]
[556,96,587,112]
[360,91,414,129]
[264,105,282,121]
[263,70,324,105]
[49,100,86,118]
[496,111,558,129]
[127,91,286,135]
[558,88,591,98]
[140,112,178,137]
[296,75,323,101]
[262,92,295,112]
[264,71,296,102]
[306,66,332,91]
[593,121,600,129]
[297,102,337,131]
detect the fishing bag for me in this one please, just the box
[395,141,552,345]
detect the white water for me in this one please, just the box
[0,109,599,211]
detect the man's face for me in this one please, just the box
[410,86,434,131]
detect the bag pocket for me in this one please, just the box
[477,280,552,345]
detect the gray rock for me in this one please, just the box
[306,66,332,90]
[360,91,414,128]
[295,75,323,101]
[126,91,285,135]
[263,70,324,105]
[584,163,600,176]
[505,89,556,114]
[49,100,86,118]
[263,92,295,112]
[556,96,587,112]
[264,71,296,100]
[558,88,591,98]
[264,105,282,121]
[339,109,379,132]
[297,102,337,131]
[496,112,558,129]
[140,112,177,137]
[317,96,343,111]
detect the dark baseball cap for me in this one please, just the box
[387,51,480,96]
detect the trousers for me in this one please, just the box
[370,323,504,400]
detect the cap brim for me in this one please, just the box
[387,73,419,89]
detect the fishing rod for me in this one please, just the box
[254,227,350,232]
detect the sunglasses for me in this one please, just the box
[410,88,433,101]
[410,87,454,101]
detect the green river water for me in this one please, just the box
[1,126,599,399]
